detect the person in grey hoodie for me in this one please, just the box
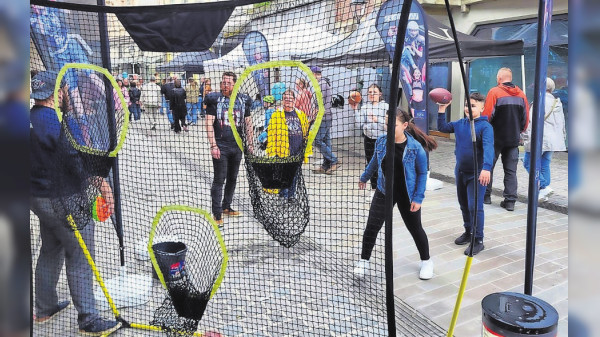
[357,83,388,190]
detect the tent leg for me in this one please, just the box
[521,55,526,90]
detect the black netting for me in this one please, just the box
[30,1,448,336]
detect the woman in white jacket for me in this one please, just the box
[357,84,389,190]
[522,77,566,200]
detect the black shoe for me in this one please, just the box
[454,232,471,245]
[483,194,491,204]
[500,200,515,211]
[80,318,122,336]
[464,239,484,256]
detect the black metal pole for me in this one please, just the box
[442,0,479,256]
[97,0,126,267]
[384,1,413,336]
[525,0,553,295]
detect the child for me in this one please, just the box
[355,108,437,280]
[436,92,494,255]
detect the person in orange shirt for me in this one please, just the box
[481,67,529,211]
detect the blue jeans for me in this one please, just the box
[523,151,553,190]
[186,102,200,124]
[162,99,174,124]
[456,169,486,239]
[313,119,337,169]
[279,174,298,199]
[130,104,141,120]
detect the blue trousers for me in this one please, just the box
[186,102,200,124]
[162,99,174,124]
[523,151,553,190]
[456,169,486,239]
[129,104,141,120]
[313,119,337,169]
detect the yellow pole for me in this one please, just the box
[447,256,473,337]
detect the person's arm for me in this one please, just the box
[411,145,428,210]
[436,102,454,133]
[204,95,220,159]
[479,123,494,186]
[482,89,496,120]
[521,93,530,132]
[360,140,380,185]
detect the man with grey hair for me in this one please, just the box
[482,67,529,211]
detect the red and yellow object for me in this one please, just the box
[91,195,111,222]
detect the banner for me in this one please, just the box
[242,31,271,100]
[376,0,429,132]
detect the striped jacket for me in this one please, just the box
[482,82,529,148]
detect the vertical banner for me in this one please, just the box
[376,0,429,132]
[242,31,271,99]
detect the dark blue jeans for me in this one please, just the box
[313,119,337,169]
[129,104,141,120]
[456,169,486,239]
[211,145,242,219]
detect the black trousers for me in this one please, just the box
[363,135,378,190]
[211,145,242,219]
[485,145,519,202]
[361,189,430,261]
[172,107,187,132]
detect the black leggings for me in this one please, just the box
[363,135,377,190]
[361,189,430,261]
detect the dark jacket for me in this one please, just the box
[30,105,86,198]
[437,114,494,173]
[482,82,529,148]
[170,87,187,113]
[129,87,141,105]
[161,82,175,101]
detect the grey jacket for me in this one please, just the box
[523,92,566,152]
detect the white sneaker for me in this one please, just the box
[538,187,554,200]
[353,259,370,276]
[419,259,434,280]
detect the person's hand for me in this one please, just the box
[437,101,451,112]
[99,179,115,215]
[479,170,491,186]
[410,202,421,212]
[358,181,366,190]
[210,145,220,159]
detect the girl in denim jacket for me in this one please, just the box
[355,108,437,280]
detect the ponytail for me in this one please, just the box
[397,108,438,152]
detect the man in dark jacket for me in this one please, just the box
[30,71,121,335]
[161,76,176,129]
[482,67,529,211]
[128,81,141,121]
[170,79,187,133]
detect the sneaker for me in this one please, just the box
[34,301,70,324]
[353,259,370,276]
[183,125,189,132]
[483,194,491,204]
[500,200,515,211]
[150,123,156,131]
[312,166,327,174]
[464,239,484,256]
[454,231,471,245]
[213,216,224,228]
[79,318,122,336]
[325,162,340,175]
[419,259,434,280]
[222,208,241,216]
[538,187,554,200]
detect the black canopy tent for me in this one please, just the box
[155,50,218,74]
[292,11,524,67]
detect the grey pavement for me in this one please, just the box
[30,120,567,336]
[429,137,568,214]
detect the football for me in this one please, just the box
[429,88,452,104]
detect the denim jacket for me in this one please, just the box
[360,132,428,204]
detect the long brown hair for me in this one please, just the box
[395,108,437,152]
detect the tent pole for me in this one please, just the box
[521,54,526,91]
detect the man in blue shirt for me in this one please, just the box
[30,71,121,335]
